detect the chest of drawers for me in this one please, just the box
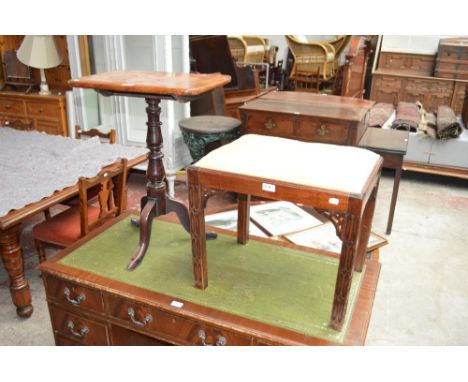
[239,91,375,146]
[0,91,68,136]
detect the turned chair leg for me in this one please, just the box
[35,239,47,264]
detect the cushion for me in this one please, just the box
[194,134,381,195]
[179,116,241,134]
[33,205,101,246]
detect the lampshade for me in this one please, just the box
[17,35,62,69]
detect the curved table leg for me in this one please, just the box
[166,195,217,240]
[0,224,33,317]
[127,200,156,270]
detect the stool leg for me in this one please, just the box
[237,194,251,244]
[330,213,359,331]
[354,185,378,272]
[188,179,208,289]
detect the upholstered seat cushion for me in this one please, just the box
[179,116,241,134]
[194,134,381,195]
[33,205,101,246]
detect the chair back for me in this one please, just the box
[241,36,267,64]
[78,158,128,236]
[227,36,247,62]
[328,35,352,57]
[75,125,116,144]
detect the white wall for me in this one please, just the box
[381,35,458,54]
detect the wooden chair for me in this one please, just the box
[285,35,336,86]
[33,159,128,263]
[293,67,321,93]
[75,125,116,143]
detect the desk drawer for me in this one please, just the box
[104,294,252,346]
[0,97,25,115]
[245,113,294,138]
[49,306,109,345]
[296,118,349,144]
[26,101,60,119]
[35,119,63,135]
[44,276,104,313]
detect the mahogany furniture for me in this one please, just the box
[239,91,375,146]
[187,134,383,331]
[33,159,128,263]
[0,130,146,318]
[0,90,68,136]
[370,51,468,116]
[358,128,409,234]
[39,214,381,346]
[69,71,231,271]
[434,37,468,80]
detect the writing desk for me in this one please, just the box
[69,71,231,270]
[39,214,381,346]
[0,128,146,317]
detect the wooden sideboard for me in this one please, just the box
[39,215,380,346]
[239,91,375,146]
[0,91,68,136]
[370,52,468,115]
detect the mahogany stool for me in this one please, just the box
[187,134,383,331]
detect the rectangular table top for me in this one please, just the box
[359,127,409,154]
[239,91,375,123]
[69,71,232,98]
[0,127,147,228]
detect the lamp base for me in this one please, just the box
[38,68,51,96]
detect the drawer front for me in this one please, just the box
[244,112,294,138]
[0,97,25,115]
[49,305,109,345]
[35,119,63,135]
[45,276,104,313]
[26,101,60,119]
[296,118,349,144]
[104,294,252,346]
[373,75,403,91]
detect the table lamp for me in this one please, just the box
[17,35,62,95]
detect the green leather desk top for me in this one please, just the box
[59,216,364,343]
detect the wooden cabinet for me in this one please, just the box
[370,52,468,116]
[239,91,374,146]
[0,91,68,136]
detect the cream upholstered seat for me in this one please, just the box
[194,134,381,195]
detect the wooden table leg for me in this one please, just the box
[237,194,251,245]
[386,166,402,235]
[355,184,379,272]
[188,177,208,289]
[0,224,33,318]
[330,214,359,331]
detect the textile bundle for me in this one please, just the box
[368,103,395,127]
[436,106,463,140]
[391,102,421,132]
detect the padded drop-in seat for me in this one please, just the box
[195,134,381,195]
[179,115,241,161]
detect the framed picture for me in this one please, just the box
[249,201,322,236]
[205,209,268,238]
[284,222,388,253]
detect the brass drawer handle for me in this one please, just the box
[67,320,89,338]
[316,124,329,136]
[264,119,276,130]
[197,329,227,346]
[64,287,86,306]
[127,307,153,327]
